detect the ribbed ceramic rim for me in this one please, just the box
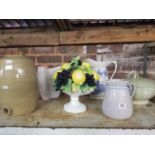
[105,85,129,89]
[133,87,155,89]
[106,79,129,85]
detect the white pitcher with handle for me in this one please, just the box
[102,79,135,120]
[85,58,117,99]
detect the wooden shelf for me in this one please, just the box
[0,94,155,129]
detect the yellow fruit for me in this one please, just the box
[61,63,71,70]
[52,69,62,80]
[52,71,58,80]
[82,62,91,69]
[92,70,100,81]
[72,69,86,85]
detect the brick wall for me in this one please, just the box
[0,43,155,78]
[0,46,96,67]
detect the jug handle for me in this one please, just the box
[127,84,135,98]
[107,61,117,79]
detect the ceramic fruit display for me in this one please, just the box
[52,56,100,113]
[128,71,155,105]
[0,55,38,116]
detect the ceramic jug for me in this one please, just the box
[85,58,117,99]
[37,66,61,101]
[102,79,135,120]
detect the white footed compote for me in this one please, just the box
[64,90,93,113]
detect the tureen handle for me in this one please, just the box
[127,83,135,98]
[127,71,140,79]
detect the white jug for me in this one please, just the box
[37,66,61,101]
[85,58,117,99]
[102,79,135,120]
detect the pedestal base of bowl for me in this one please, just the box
[63,95,87,113]
[64,102,87,113]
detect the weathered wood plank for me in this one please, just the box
[1,25,155,47]
[60,25,155,44]
[0,31,59,47]
[0,95,155,129]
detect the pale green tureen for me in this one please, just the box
[128,72,155,105]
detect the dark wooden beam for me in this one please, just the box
[43,19,52,26]
[7,20,21,28]
[55,19,67,31]
[0,20,12,28]
[24,20,32,27]
[53,19,71,31]
[64,19,72,30]
[35,19,45,26]
[28,20,37,27]
[15,19,29,27]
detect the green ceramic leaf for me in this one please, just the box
[62,79,72,93]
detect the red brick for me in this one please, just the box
[56,45,83,54]
[134,62,143,71]
[0,48,8,55]
[114,72,128,79]
[87,54,96,60]
[107,65,118,72]
[109,44,123,53]
[37,55,62,63]
[87,45,97,53]
[0,48,19,55]
[122,44,144,53]
[29,47,56,54]
[147,73,155,78]
[63,54,85,62]
[8,48,19,54]
[0,43,154,78]
[63,55,75,63]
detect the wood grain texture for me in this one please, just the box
[0,95,155,128]
[0,31,59,47]
[1,25,155,47]
[60,25,155,44]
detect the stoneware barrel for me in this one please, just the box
[0,55,38,116]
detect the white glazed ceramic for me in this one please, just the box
[37,66,61,101]
[64,91,93,113]
[102,79,135,120]
[128,71,155,105]
[86,58,117,99]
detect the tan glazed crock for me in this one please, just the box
[0,55,38,116]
